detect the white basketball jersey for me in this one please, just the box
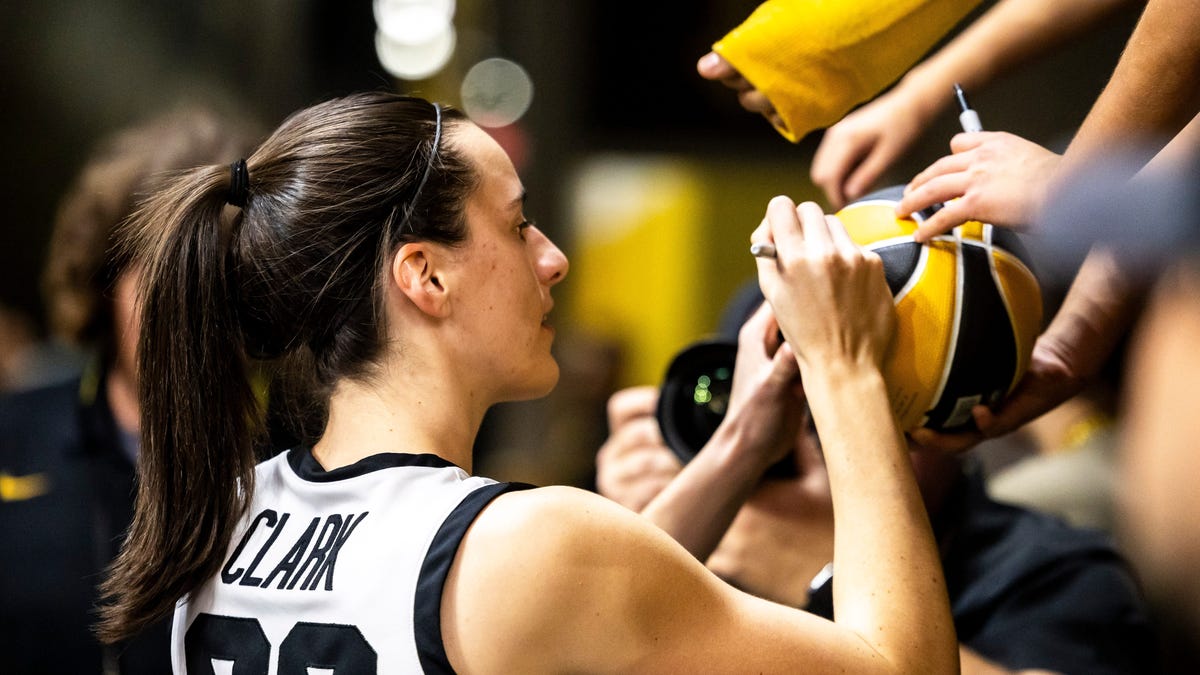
[171,448,528,674]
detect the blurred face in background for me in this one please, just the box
[1119,260,1200,634]
[110,264,142,383]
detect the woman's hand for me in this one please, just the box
[753,198,896,374]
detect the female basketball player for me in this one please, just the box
[97,92,956,674]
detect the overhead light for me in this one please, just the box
[373,0,457,80]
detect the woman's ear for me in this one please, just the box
[392,243,450,318]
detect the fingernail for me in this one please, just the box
[699,52,720,70]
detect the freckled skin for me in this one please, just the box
[445,123,568,404]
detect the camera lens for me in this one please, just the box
[657,339,797,479]
[657,340,738,465]
[689,367,733,427]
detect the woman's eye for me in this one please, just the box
[517,219,534,241]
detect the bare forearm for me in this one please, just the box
[1135,110,1200,178]
[1041,116,1199,387]
[1065,0,1200,169]
[1043,248,1142,377]
[640,421,770,561]
[804,361,957,673]
[896,0,1133,117]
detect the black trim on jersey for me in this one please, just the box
[286,446,462,482]
[415,481,534,674]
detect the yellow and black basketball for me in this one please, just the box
[836,187,1043,432]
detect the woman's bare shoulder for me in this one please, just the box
[441,484,724,673]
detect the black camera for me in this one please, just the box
[655,338,798,480]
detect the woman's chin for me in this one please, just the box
[504,364,561,403]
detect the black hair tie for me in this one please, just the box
[227,159,250,208]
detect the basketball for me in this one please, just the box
[836,187,1043,431]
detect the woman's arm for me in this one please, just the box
[897,0,1200,237]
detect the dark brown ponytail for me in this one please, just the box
[97,165,264,642]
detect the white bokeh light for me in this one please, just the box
[375,25,456,81]
[373,0,455,43]
[460,58,534,127]
[373,0,456,80]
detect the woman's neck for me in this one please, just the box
[313,364,485,473]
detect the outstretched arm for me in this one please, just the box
[897,0,1200,238]
[698,0,984,142]
[908,113,1200,452]
[1063,0,1200,171]
[753,198,953,669]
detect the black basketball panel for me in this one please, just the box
[991,227,1038,275]
[856,185,906,203]
[924,244,1018,430]
[874,242,923,296]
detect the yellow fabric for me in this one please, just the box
[714,0,982,142]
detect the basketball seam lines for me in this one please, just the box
[982,227,1026,393]
[888,243,926,304]
[926,230,966,425]
[978,244,1037,280]
[864,235,920,251]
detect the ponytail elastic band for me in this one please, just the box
[400,102,442,232]
[227,159,250,208]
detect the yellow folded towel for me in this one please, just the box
[714,0,982,141]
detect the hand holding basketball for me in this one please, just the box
[838,188,1044,431]
[753,197,897,375]
[754,187,1042,433]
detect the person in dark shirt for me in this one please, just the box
[0,107,255,673]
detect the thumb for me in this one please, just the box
[698,51,737,80]
[949,131,991,154]
[771,341,800,379]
